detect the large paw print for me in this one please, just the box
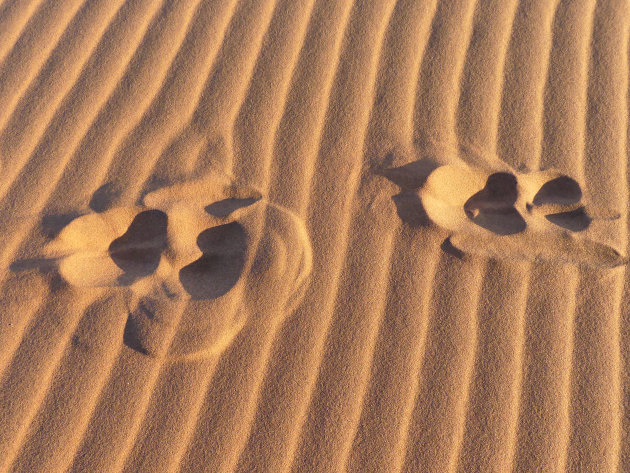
[28,169,312,359]
[41,172,260,296]
[418,164,626,267]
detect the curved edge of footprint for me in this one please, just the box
[262,202,313,308]
[419,164,490,233]
[164,200,313,362]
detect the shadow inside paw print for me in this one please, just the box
[464,172,591,235]
[531,176,591,232]
[10,167,314,360]
[109,210,168,283]
[376,149,622,267]
[532,176,582,206]
[545,207,591,232]
[105,210,249,299]
[179,222,248,300]
[464,172,526,235]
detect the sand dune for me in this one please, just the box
[0,1,629,472]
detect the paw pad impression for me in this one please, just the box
[419,164,626,267]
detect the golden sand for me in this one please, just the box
[0,1,629,472]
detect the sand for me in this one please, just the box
[0,0,629,472]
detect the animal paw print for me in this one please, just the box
[418,164,626,267]
[521,173,591,232]
[460,170,591,234]
[41,172,260,295]
[462,172,525,235]
[26,169,312,359]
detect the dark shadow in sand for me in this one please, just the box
[109,209,168,284]
[533,176,581,206]
[441,237,465,259]
[464,172,526,236]
[123,298,157,356]
[374,154,439,229]
[375,157,440,190]
[179,222,248,300]
[391,192,430,228]
[545,207,592,232]
[40,212,83,238]
[90,182,123,213]
[9,257,57,273]
[532,176,590,231]
[205,196,261,218]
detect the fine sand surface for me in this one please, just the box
[0,1,629,472]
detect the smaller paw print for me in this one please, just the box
[418,164,626,267]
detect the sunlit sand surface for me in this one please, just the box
[0,1,629,472]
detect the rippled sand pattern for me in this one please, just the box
[0,1,629,472]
